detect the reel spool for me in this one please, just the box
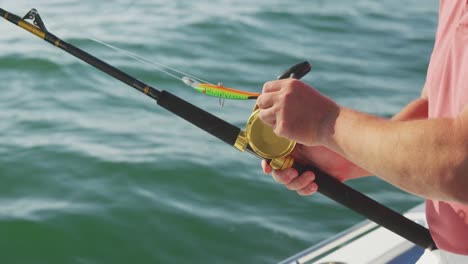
[234,108,296,170]
[245,108,295,160]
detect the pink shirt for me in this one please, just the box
[425,0,468,254]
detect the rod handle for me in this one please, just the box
[292,161,437,250]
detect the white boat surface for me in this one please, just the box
[280,203,428,264]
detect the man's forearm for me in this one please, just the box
[391,97,428,121]
[325,106,468,203]
[340,97,429,181]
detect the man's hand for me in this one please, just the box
[262,145,371,196]
[257,79,339,146]
[262,160,318,196]
[258,77,468,203]
[257,79,370,195]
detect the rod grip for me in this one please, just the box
[157,90,241,146]
[292,162,436,249]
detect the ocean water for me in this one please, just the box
[0,1,438,263]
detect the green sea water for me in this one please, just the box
[1,1,438,263]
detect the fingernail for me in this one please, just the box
[311,183,318,191]
[309,172,316,180]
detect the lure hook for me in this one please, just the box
[218,82,225,107]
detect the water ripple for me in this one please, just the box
[0,198,92,221]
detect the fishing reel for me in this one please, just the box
[234,61,311,170]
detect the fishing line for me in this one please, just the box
[89,37,214,85]
[44,10,245,99]
[36,3,214,87]
[15,8,266,103]
[89,38,261,104]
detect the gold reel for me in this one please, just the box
[235,108,296,170]
[233,61,311,169]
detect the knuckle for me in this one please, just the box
[262,81,274,93]
[256,95,264,108]
[281,81,300,103]
[286,79,302,92]
[284,78,299,87]
[283,89,294,100]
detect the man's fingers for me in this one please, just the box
[257,93,276,110]
[261,160,273,174]
[262,80,282,94]
[297,182,319,196]
[285,171,315,191]
[271,168,298,184]
[258,107,277,127]
[258,80,283,109]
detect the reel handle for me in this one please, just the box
[277,61,311,80]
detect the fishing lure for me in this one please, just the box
[182,77,260,100]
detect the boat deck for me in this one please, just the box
[280,204,427,264]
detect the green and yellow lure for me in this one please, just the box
[182,76,260,100]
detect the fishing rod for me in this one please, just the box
[0,8,436,250]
